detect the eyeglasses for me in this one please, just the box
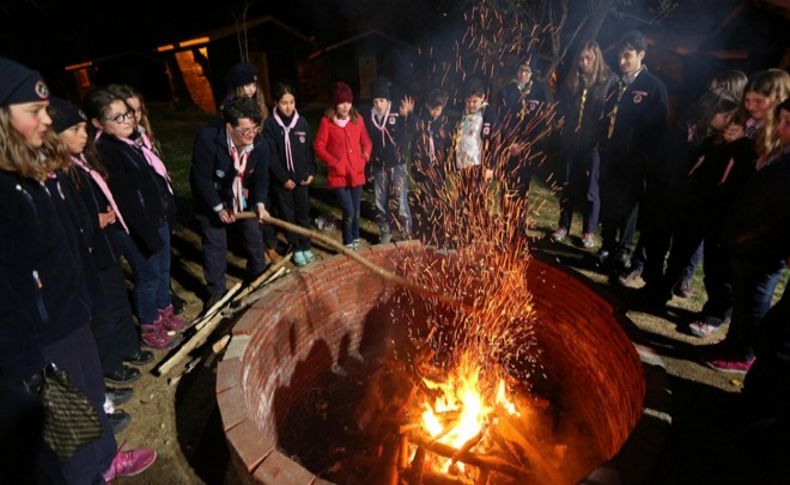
[104,111,134,124]
[234,126,259,137]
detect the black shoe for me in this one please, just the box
[104,365,141,384]
[595,249,611,266]
[170,290,186,315]
[109,411,131,434]
[106,387,134,407]
[124,349,154,366]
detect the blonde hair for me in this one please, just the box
[233,85,269,121]
[564,40,613,94]
[747,69,790,158]
[0,107,70,182]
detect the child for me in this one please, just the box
[50,96,154,378]
[263,82,316,266]
[455,77,498,179]
[551,41,614,249]
[314,82,372,250]
[86,88,182,344]
[0,56,155,484]
[364,77,415,243]
[411,88,453,242]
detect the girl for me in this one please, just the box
[0,56,155,483]
[314,82,372,250]
[552,40,614,249]
[263,82,316,266]
[50,97,154,375]
[85,88,182,346]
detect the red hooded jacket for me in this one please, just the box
[314,115,372,188]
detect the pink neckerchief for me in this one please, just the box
[332,116,350,128]
[370,105,395,147]
[226,128,253,214]
[71,154,129,233]
[272,107,300,172]
[98,130,173,194]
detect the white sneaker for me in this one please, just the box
[550,227,568,242]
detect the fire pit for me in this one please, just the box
[216,241,644,484]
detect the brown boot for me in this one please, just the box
[265,248,282,264]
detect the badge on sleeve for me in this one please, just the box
[482,125,490,136]
[299,135,306,143]
[388,115,396,125]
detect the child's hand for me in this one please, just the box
[300,175,314,186]
[284,179,296,190]
[98,209,116,229]
[399,96,415,117]
[723,124,745,143]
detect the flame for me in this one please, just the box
[419,352,518,460]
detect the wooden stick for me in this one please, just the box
[409,432,530,479]
[409,446,426,485]
[399,433,411,470]
[235,212,477,314]
[192,282,242,329]
[228,252,292,304]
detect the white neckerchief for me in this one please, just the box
[273,108,300,172]
[370,104,395,147]
[226,127,254,214]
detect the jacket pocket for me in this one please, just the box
[31,270,50,323]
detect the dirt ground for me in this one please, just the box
[115,189,786,484]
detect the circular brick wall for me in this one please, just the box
[216,241,645,484]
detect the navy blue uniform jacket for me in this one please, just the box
[262,113,315,185]
[364,109,416,169]
[190,120,270,215]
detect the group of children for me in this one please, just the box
[1,26,789,482]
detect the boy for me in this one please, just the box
[365,77,415,243]
[598,31,669,277]
[455,77,499,179]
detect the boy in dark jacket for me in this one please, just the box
[364,77,415,243]
[598,31,669,275]
[190,97,271,309]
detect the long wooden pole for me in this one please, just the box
[235,212,475,313]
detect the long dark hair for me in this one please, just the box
[684,88,740,143]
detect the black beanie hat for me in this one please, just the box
[0,57,49,107]
[226,62,258,90]
[49,97,87,134]
[371,77,392,100]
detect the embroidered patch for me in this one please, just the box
[482,126,490,136]
[78,109,87,121]
[215,170,226,178]
[632,91,648,104]
[388,115,396,125]
[35,81,49,100]
[299,135,306,143]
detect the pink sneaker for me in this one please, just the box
[103,447,157,482]
[705,356,756,375]
[688,321,720,338]
[159,305,186,332]
[140,320,176,349]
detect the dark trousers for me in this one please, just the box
[558,149,600,234]
[261,194,279,249]
[335,186,362,245]
[726,258,786,359]
[91,264,140,374]
[111,224,171,324]
[600,193,639,257]
[42,324,117,484]
[273,185,311,251]
[196,212,267,299]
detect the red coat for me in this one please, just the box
[314,116,372,188]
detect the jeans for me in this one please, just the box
[727,258,786,359]
[558,149,600,235]
[336,186,362,245]
[112,224,171,324]
[374,164,412,236]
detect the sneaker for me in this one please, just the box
[293,251,307,267]
[674,277,694,298]
[595,249,610,265]
[380,231,392,244]
[103,446,157,482]
[705,356,756,375]
[688,321,721,338]
[616,266,643,287]
[581,232,595,249]
[352,239,360,251]
[140,321,176,350]
[158,305,186,332]
[344,243,355,252]
[304,250,315,263]
[550,227,568,243]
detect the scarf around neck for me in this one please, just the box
[226,128,254,214]
[71,154,129,233]
[370,104,395,147]
[273,108,300,172]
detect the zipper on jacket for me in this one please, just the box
[16,184,39,222]
[31,270,50,323]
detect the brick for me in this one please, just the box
[217,385,247,431]
[216,358,241,394]
[253,450,315,484]
[225,418,276,472]
[225,335,250,360]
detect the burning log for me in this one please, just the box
[409,432,531,479]
[421,471,474,485]
[496,413,563,484]
[409,446,426,485]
